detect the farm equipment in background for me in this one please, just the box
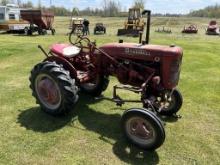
[182,25,198,34]
[155,27,172,34]
[20,10,55,35]
[117,8,145,37]
[30,10,183,150]
[69,17,84,35]
[94,23,106,34]
[0,4,29,33]
[206,20,220,35]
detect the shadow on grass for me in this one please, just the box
[17,94,159,164]
[13,34,42,37]
[17,107,75,132]
[159,115,179,123]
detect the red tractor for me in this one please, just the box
[206,20,220,35]
[30,10,183,150]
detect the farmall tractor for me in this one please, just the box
[30,10,183,150]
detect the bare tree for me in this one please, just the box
[133,0,145,10]
[38,0,41,9]
[1,0,10,5]
[22,1,33,8]
[72,7,79,16]
[102,0,121,17]
[17,0,21,6]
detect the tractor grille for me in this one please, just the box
[169,56,182,85]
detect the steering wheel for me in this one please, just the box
[69,32,91,48]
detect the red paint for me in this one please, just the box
[100,42,183,89]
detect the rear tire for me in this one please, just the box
[29,61,79,116]
[51,29,56,35]
[24,27,29,35]
[80,75,109,97]
[28,29,32,35]
[121,108,165,150]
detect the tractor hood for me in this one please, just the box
[99,43,183,60]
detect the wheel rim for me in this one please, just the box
[35,74,61,110]
[154,92,176,112]
[161,93,175,111]
[24,28,28,34]
[125,116,156,145]
[81,76,99,91]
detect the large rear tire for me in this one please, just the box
[29,61,79,116]
[121,108,165,150]
[80,75,109,97]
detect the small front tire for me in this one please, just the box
[157,89,183,116]
[121,108,165,150]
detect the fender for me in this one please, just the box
[43,56,78,80]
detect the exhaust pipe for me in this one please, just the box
[141,10,151,44]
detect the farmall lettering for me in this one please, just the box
[125,48,151,56]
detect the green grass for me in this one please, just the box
[0,16,220,164]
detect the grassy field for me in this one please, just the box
[0,16,220,165]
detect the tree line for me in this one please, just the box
[0,0,145,17]
[1,0,220,18]
[188,4,220,18]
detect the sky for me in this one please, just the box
[24,0,220,14]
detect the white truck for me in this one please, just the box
[0,4,29,32]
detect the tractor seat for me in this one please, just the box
[51,44,81,58]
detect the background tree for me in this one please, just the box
[133,0,145,10]
[102,0,121,17]
[71,7,80,16]
[0,0,10,5]
[37,0,41,9]
[22,1,33,8]
[17,0,21,6]
[189,4,220,18]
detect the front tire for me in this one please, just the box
[29,61,79,115]
[80,75,109,97]
[121,108,165,150]
[156,89,183,116]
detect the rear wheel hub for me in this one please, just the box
[35,74,61,110]
[126,117,155,145]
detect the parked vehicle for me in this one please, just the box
[20,10,55,35]
[30,10,183,150]
[94,23,106,34]
[69,17,84,35]
[118,8,145,37]
[0,4,28,32]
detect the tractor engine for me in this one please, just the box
[100,42,183,90]
[109,60,154,87]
